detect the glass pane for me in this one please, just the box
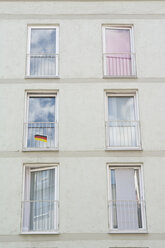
[28,97,55,123]
[108,96,137,147]
[30,29,56,54]
[105,28,132,76]
[134,169,143,228]
[111,169,118,228]
[106,28,131,54]
[113,168,140,230]
[27,97,56,148]
[108,96,135,121]
[30,29,56,76]
[30,169,55,231]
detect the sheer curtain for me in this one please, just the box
[111,168,141,230]
[29,168,55,231]
[108,96,137,147]
[105,28,132,76]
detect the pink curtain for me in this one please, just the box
[105,29,132,76]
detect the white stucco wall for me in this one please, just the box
[0,83,164,151]
[0,1,165,248]
[1,19,165,79]
[0,1,165,79]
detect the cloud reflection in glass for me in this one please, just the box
[27,97,56,148]
[30,29,57,76]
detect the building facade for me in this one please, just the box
[0,0,165,247]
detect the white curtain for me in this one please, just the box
[112,169,139,230]
[108,96,137,147]
[29,168,55,231]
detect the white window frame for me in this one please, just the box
[105,90,142,150]
[23,90,59,151]
[21,163,59,234]
[26,25,59,78]
[102,25,136,78]
[107,163,147,233]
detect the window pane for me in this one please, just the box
[108,96,135,121]
[111,168,141,230]
[115,169,136,201]
[108,96,138,147]
[106,28,131,54]
[28,97,55,123]
[27,97,56,148]
[111,169,117,228]
[104,28,134,77]
[30,29,57,76]
[134,169,143,228]
[22,166,58,233]
[30,29,56,54]
[30,169,55,231]
[30,169,55,201]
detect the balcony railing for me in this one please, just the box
[103,53,136,77]
[26,53,59,77]
[108,200,146,232]
[22,200,59,233]
[23,122,58,150]
[105,120,141,149]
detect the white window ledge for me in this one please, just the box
[103,75,137,79]
[22,148,59,152]
[108,229,147,234]
[20,231,60,235]
[25,76,60,79]
[105,147,142,151]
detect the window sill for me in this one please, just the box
[105,147,142,151]
[108,229,147,234]
[20,231,60,235]
[22,148,59,152]
[25,76,60,79]
[103,75,137,79]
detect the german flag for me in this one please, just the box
[34,135,47,142]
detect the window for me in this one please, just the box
[103,26,136,77]
[108,164,147,233]
[105,91,141,150]
[23,92,58,150]
[22,164,59,233]
[26,26,59,77]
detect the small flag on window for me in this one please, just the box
[34,135,47,142]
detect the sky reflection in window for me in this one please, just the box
[29,28,57,76]
[31,29,56,54]
[28,97,55,123]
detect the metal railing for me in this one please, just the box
[22,200,59,232]
[103,53,136,77]
[105,120,141,148]
[26,53,59,77]
[23,122,58,149]
[108,200,146,231]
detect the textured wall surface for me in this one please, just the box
[0,1,165,248]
